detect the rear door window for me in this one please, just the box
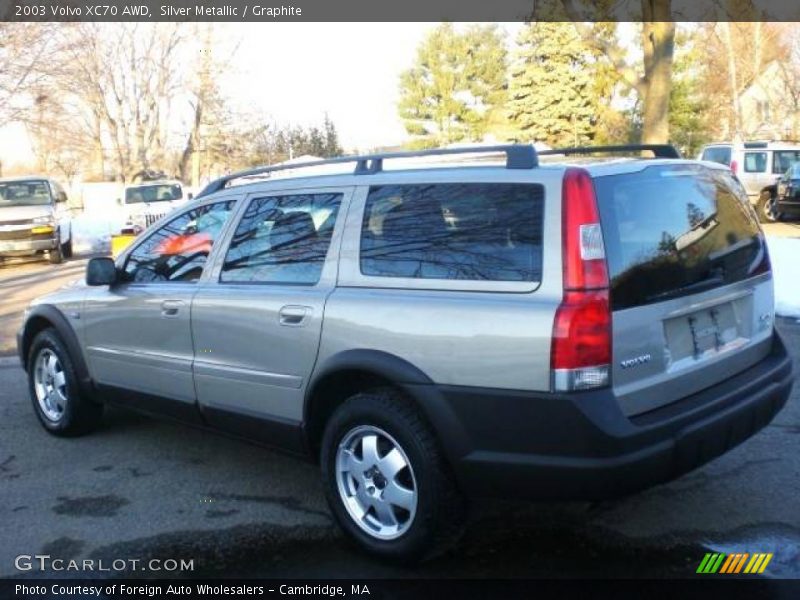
[594,165,766,311]
[221,193,342,285]
[701,147,732,166]
[360,183,544,283]
[744,152,767,172]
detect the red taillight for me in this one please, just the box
[552,168,611,391]
[552,291,612,369]
[730,159,738,175]
[561,168,609,290]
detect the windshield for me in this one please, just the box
[785,163,800,179]
[0,180,52,207]
[125,184,182,204]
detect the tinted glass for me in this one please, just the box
[701,147,732,166]
[122,201,235,283]
[360,183,544,282]
[0,180,52,206]
[744,152,767,172]
[772,150,800,174]
[125,184,183,203]
[595,165,765,311]
[221,193,342,285]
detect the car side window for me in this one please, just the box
[121,200,236,283]
[744,152,767,173]
[360,183,544,282]
[772,150,800,174]
[220,193,342,285]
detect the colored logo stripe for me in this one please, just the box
[698,552,773,574]
[697,553,725,573]
[744,553,774,574]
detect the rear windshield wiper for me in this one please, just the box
[643,272,725,303]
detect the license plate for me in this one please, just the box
[664,302,742,364]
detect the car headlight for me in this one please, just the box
[32,215,55,225]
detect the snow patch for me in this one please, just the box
[766,236,800,319]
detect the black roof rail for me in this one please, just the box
[196,144,538,198]
[538,144,681,159]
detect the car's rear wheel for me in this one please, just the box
[320,388,466,562]
[758,191,782,223]
[28,328,103,436]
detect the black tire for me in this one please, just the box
[47,243,63,264]
[27,328,103,436]
[320,388,466,562]
[757,191,782,223]
[61,235,73,259]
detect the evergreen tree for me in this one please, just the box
[507,22,596,147]
[398,23,507,147]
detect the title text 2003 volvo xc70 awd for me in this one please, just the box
[17,145,794,560]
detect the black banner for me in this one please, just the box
[3,578,800,600]
[2,0,800,22]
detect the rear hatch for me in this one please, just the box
[593,163,774,416]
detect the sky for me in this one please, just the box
[0,22,520,169]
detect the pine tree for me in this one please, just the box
[507,22,596,147]
[398,23,507,147]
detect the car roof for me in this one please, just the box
[0,175,54,183]
[126,180,183,188]
[703,141,800,150]
[191,158,721,206]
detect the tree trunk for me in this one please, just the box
[721,22,742,139]
[640,5,675,144]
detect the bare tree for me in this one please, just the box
[0,23,62,128]
[57,23,186,182]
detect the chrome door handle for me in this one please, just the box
[161,299,185,317]
[279,305,311,327]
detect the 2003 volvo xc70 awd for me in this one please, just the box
[18,145,794,560]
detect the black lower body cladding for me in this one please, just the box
[411,331,793,501]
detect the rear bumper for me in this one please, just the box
[0,237,58,256]
[412,331,793,500]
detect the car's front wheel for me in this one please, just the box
[47,243,63,264]
[28,328,103,436]
[61,234,73,259]
[320,388,466,562]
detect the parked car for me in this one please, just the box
[698,140,800,222]
[17,145,793,560]
[118,180,187,232]
[0,176,73,264]
[776,162,800,219]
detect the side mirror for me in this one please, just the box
[56,191,68,203]
[86,257,118,286]
[116,197,123,206]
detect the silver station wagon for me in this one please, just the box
[17,144,794,560]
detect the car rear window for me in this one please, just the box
[360,183,544,282]
[701,147,732,166]
[594,165,766,311]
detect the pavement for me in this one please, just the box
[0,238,798,580]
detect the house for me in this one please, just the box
[739,60,800,140]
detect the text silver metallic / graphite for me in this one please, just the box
[160,5,303,18]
